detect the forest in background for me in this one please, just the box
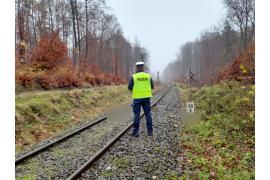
[15,0,150,90]
[163,0,255,85]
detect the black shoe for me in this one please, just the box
[148,132,153,136]
[131,133,139,137]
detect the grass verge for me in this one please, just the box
[178,81,255,179]
[16,85,131,152]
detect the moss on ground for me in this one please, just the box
[16,158,40,180]
[16,175,36,180]
[112,157,131,169]
[100,169,115,178]
[100,156,132,178]
[163,170,178,180]
[153,146,170,156]
[16,85,131,152]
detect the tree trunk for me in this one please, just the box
[17,0,26,62]
[70,0,78,66]
[75,0,81,52]
[30,0,37,46]
[85,0,88,61]
[48,0,54,32]
[74,0,81,68]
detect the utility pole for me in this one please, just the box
[186,67,195,85]
[140,53,145,61]
[156,71,160,85]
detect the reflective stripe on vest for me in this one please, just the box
[132,72,152,99]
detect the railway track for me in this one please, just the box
[79,85,181,179]
[67,86,171,179]
[16,88,161,166]
[15,116,107,165]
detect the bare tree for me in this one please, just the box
[69,0,79,65]
[163,24,243,84]
[224,0,255,50]
[15,0,149,80]
[85,0,89,61]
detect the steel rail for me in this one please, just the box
[152,89,160,95]
[67,86,172,180]
[16,88,161,165]
[16,116,107,165]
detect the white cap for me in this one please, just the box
[135,61,144,66]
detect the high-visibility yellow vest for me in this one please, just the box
[132,72,152,99]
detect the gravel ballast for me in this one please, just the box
[79,86,183,179]
[16,88,175,179]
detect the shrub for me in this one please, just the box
[216,44,255,84]
[53,66,81,88]
[103,74,112,85]
[84,73,96,85]
[16,46,125,89]
[17,74,34,87]
[16,66,36,87]
[111,74,126,85]
[193,81,255,136]
[33,73,51,89]
[30,31,68,70]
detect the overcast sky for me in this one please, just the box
[106,0,225,75]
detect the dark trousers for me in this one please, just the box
[132,98,153,135]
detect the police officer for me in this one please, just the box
[128,61,154,137]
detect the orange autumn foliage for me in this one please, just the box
[30,31,68,70]
[216,44,255,84]
[16,62,126,90]
[16,32,126,90]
